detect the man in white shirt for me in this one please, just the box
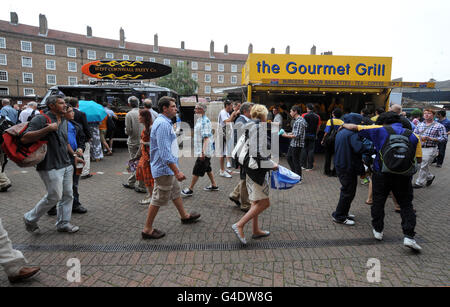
[218,101,239,178]
[18,102,39,124]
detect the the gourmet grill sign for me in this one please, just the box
[82,60,172,80]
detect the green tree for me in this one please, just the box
[157,62,198,95]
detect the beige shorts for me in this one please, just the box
[100,129,107,143]
[246,174,270,202]
[151,175,181,207]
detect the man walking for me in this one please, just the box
[301,103,321,171]
[332,113,366,226]
[21,95,83,233]
[18,101,39,124]
[181,102,218,196]
[413,109,447,188]
[229,102,253,212]
[0,144,11,193]
[143,98,159,122]
[435,110,450,168]
[0,99,18,124]
[218,101,239,178]
[123,96,146,193]
[141,97,200,239]
[343,111,423,251]
[281,105,307,177]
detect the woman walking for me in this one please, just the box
[89,121,104,162]
[231,104,278,245]
[135,109,154,205]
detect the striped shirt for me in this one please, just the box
[150,114,178,178]
[194,115,213,157]
[290,116,307,148]
[414,121,447,148]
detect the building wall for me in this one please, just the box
[0,23,247,101]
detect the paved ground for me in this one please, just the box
[0,144,449,287]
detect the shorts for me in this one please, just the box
[193,157,212,177]
[246,173,270,202]
[151,175,182,207]
[100,129,107,143]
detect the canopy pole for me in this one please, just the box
[247,84,252,102]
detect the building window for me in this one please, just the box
[68,62,77,72]
[0,54,6,65]
[0,38,5,49]
[0,87,8,95]
[46,59,56,70]
[0,71,7,81]
[205,63,211,71]
[149,57,156,62]
[45,44,55,55]
[191,61,198,70]
[231,75,238,84]
[205,74,211,83]
[177,60,184,67]
[218,64,224,72]
[231,65,238,73]
[21,41,32,52]
[218,75,224,83]
[191,73,198,81]
[23,72,33,84]
[47,74,56,85]
[204,86,211,94]
[87,50,96,60]
[24,88,35,96]
[67,47,77,58]
[136,56,144,61]
[68,76,77,85]
[22,56,33,68]
[123,54,129,60]
[105,52,114,59]
[163,59,171,65]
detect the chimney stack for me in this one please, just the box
[153,34,159,53]
[39,14,48,36]
[87,26,92,38]
[310,45,316,55]
[10,12,18,25]
[119,28,125,48]
[224,44,228,55]
[181,41,185,50]
[285,45,290,54]
[209,40,215,58]
[271,48,275,54]
[248,43,253,54]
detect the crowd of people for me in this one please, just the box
[0,94,449,283]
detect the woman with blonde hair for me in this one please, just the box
[232,104,278,244]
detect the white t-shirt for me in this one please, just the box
[19,108,37,123]
[218,109,230,128]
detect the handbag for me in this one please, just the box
[270,165,301,190]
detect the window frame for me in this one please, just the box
[68,76,78,85]
[163,59,171,65]
[21,56,33,68]
[105,52,114,59]
[191,73,198,81]
[87,50,96,60]
[23,88,35,96]
[149,57,156,62]
[204,74,211,83]
[204,85,211,94]
[122,54,130,60]
[231,65,238,73]
[0,70,8,82]
[218,75,224,84]
[0,54,6,66]
[67,47,77,58]
[0,87,9,95]
[46,74,56,85]
[0,38,5,49]
[191,61,198,70]
[231,75,238,84]
[22,72,34,84]
[21,41,32,52]
[204,63,211,71]
[218,64,225,72]
[46,59,56,70]
[67,62,77,72]
[135,56,144,61]
[45,44,55,55]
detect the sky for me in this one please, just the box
[2,0,449,82]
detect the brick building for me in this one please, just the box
[0,12,249,102]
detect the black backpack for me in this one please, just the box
[27,110,38,122]
[0,116,14,145]
[379,126,417,176]
[324,118,338,147]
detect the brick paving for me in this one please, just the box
[0,144,449,287]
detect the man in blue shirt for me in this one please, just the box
[435,110,450,167]
[0,99,18,124]
[141,97,200,240]
[342,111,423,252]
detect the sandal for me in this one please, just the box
[181,212,201,224]
[232,224,247,244]
[141,229,165,239]
[252,231,270,239]
[365,201,373,205]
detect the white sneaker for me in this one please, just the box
[373,229,383,241]
[227,161,232,168]
[404,237,422,252]
[220,171,232,178]
[332,217,355,226]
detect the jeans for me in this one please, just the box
[287,146,302,177]
[415,147,438,186]
[24,165,74,228]
[0,218,27,276]
[324,144,335,175]
[436,141,447,166]
[332,171,358,222]
[372,172,416,238]
[300,139,315,169]
[73,171,81,208]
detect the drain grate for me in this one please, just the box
[13,236,420,253]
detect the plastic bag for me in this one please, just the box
[270,165,301,190]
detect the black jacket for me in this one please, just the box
[74,109,92,141]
